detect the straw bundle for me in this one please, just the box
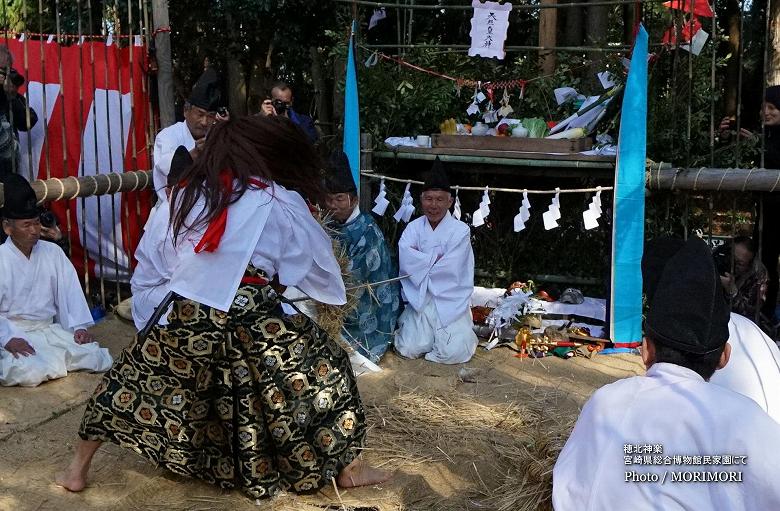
[364,388,576,511]
[314,219,360,348]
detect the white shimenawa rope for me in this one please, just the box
[360,171,613,194]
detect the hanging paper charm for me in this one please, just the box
[453,187,462,221]
[468,1,513,60]
[498,88,514,118]
[542,189,561,230]
[513,190,531,232]
[583,187,603,230]
[393,182,415,223]
[372,178,390,216]
[473,187,491,227]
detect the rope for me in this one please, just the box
[53,177,65,201]
[151,26,171,39]
[692,167,705,191]
[769,168,780,193]
[365,47,611,90]
[741,168,755,193]
[360,171,612,194]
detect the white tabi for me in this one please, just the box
[169,181,346,313]
[395,212,477,364]
[152,121,195,202]
[130,200,176,330]
[553,362,780,511]
[0,240,112,386]
[710,313,780,423]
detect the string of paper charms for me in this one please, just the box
[369,175,607,231]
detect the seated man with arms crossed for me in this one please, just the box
[394,158,478,364]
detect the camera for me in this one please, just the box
[217,106,228,118]
[0,68,25,88]
[39,211,56,228]
[712,245,732,276]
[271,99,288,115]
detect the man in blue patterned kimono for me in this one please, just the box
[324,151,400,363]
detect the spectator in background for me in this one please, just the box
[260,82,319,143]
[0,45,38,177]
[720,85,780,323]
[713,236,775,338]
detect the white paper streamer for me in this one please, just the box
[583,186,602,230]
[453,188,462,220]
[371,178,389,216]
[543,190,560,230]
[393,182,415,223]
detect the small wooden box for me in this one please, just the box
[432,134,593,153]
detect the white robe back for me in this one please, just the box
[553,362,780,511]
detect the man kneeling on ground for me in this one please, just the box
[394,158,478,364]
[0,174,111,386]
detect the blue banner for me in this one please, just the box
[344,20,361,192]
[610,25,648,347]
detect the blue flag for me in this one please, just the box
[344,20,361,192]
[610,25,648,348]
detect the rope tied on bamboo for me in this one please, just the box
[0,170,153,207]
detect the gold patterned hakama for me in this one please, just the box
[79,272,365,499]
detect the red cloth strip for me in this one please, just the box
[193,172,268,254]
[240,275,269,286]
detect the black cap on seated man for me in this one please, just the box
[324,151,358,224]
[641,236,732,380]
[420,157,453,230]
[1,173,43,257]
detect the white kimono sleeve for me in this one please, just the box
[53,249,94,333]
[252,196,346,306]
[398,224,438,313]
[0,315,26,347]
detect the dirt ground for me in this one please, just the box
[0,316,644,511]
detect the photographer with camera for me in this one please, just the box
[152,67,228,203]
[260,82,318,143]
[0,45,38,177]
[713,236,776,338]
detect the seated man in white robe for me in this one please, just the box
[394,158,478,364]
[0,174,112,387]
[131,146,192,330]
[553,237,780,511]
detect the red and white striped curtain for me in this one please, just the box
[6,36,152,282]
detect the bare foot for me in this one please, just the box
[55,467,87,492]
[337,459,392,488]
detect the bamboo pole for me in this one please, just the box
[336,0,657,10]
[647,167,780,192]
[373,151,617,169]
[0,170,152,208]
[151,0,175,128]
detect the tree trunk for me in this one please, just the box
[539,0,558,74]
[586,0,608,88]
[224,12,247,116]
[310,47,332,138]
[769,0,780,86]
[724,0,741,116]
[563,6,584,47]
[622,4,635,44]
[226,58,247,116]
[151,0,175,128]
